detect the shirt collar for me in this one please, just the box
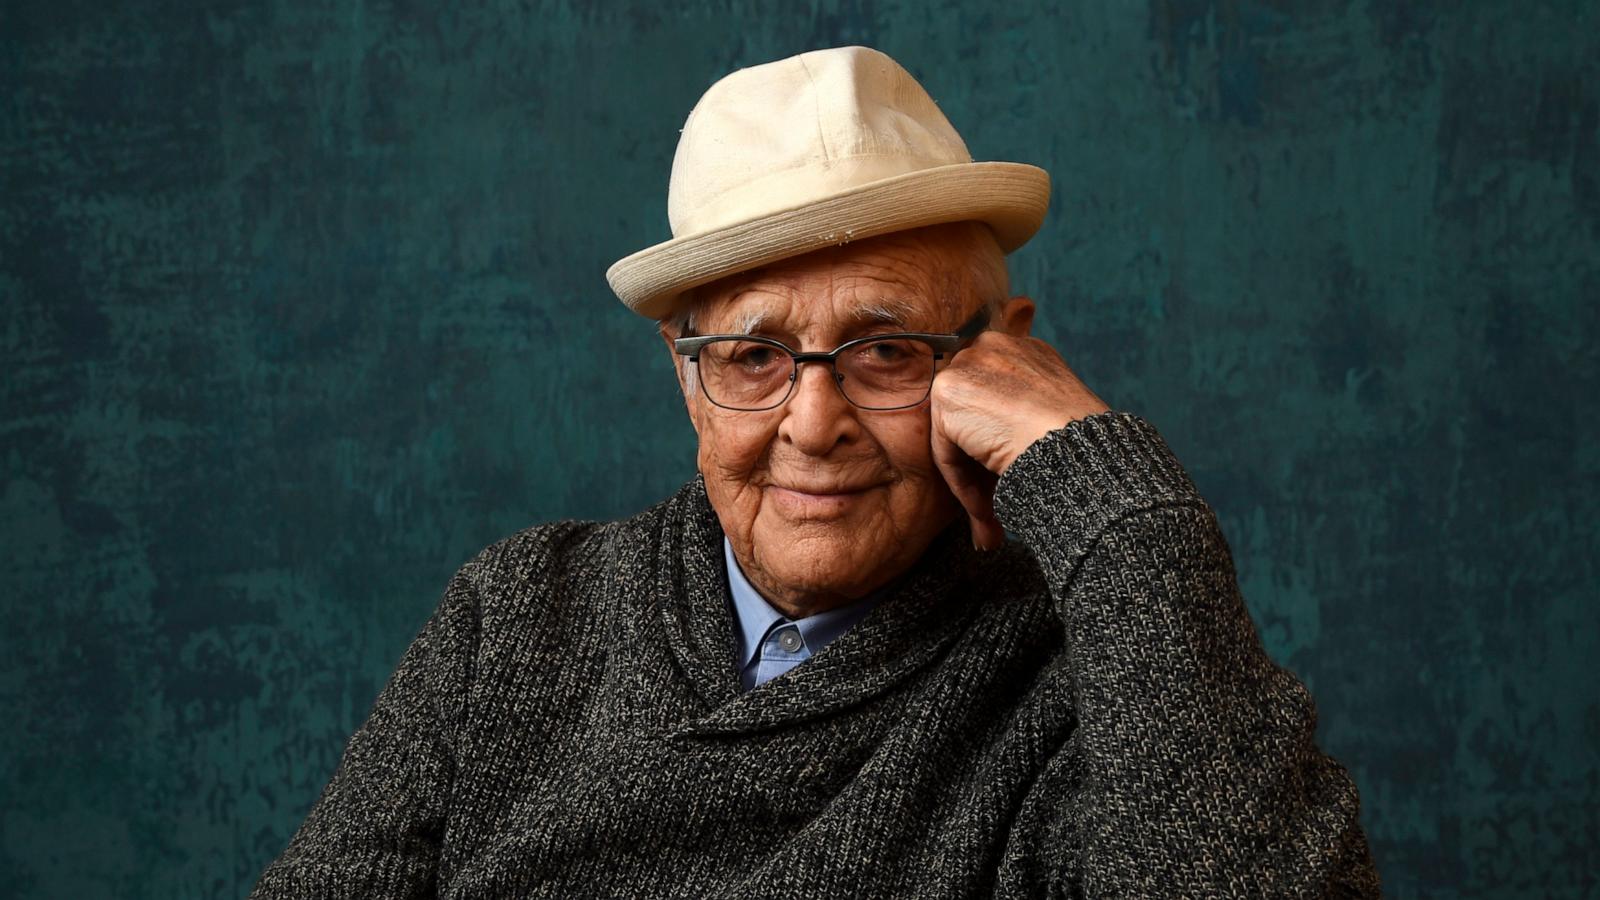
[725,537,787,670]
[723,536,881,671]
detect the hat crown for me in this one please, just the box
[667,46,974,237]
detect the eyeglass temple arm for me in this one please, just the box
[957,306,992,340]
[672,334,718,357]
[929,306,993,356]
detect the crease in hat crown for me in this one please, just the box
[606,45,1050,319]
[668,47,973,236]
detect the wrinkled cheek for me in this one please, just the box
[881,412,940,480]
[697,415,772,480]
[696,416,776,542]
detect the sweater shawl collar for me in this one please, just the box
[646,474,983,736]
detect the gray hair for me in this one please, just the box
[659,221,1009,394]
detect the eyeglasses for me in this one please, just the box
[672,306,991,411]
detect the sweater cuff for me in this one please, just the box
[992,410,1205,574]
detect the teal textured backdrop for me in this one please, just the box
[3,1,1596,897]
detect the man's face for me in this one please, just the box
[667,225,992,615]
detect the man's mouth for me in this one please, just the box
[774,483,875,495]
[765,482,881,517]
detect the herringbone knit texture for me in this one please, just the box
[249,411,1381,898]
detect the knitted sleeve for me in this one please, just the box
[247,547,485,898]
[991,411,1382,898]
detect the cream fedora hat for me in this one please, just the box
[605,45,1051,319]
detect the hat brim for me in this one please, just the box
[605,161,1050,320]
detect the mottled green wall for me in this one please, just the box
[2,1,1595,897]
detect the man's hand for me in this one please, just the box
[929,296,1111,551]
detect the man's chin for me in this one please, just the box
[754,519,880,576]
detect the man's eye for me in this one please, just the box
[733,346,779,368]
[859,340,911,364]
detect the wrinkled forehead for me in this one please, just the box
[691,241,974,337]
[700,286,944,339]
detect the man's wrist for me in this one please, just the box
[993,410,1204,554]
[999,407,1112,476]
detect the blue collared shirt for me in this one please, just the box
[724,537,880,691]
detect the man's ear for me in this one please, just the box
[657,323,701,437]
[997,295,1036,337]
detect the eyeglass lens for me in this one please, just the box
[697,336,940,410]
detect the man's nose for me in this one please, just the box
[778,361,859,454]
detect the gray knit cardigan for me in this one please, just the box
[250,411,1381,898]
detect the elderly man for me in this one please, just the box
[252,46,1380,897]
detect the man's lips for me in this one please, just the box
[765,482,883,517]
[771,483,877,495]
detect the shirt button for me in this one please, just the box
[777,628,803,653]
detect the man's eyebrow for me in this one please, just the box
[717,298,920,335]
[730,308,774,335]
[847,298,920,328]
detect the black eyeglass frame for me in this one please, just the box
[671,306,993,411]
